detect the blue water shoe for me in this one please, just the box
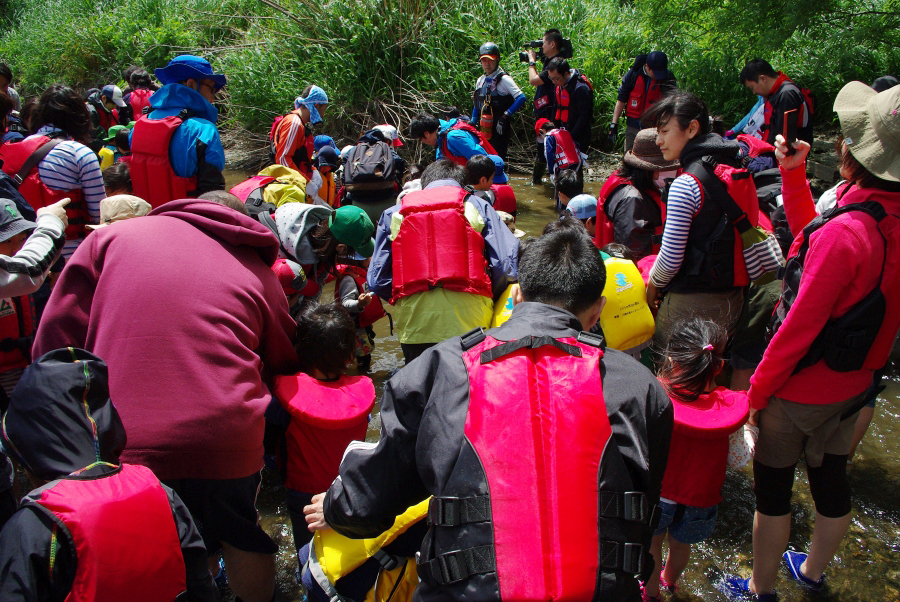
[783,550,825,591]
[716,575,778,601]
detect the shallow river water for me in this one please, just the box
[224,169,900,601]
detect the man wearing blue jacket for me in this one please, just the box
[367,160,518,364]
[129,55,226,206]
[410,113,493,167]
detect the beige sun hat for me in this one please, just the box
[624,128,681,172]
[833,81,900,182]
[85,195,152,230]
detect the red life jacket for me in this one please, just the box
[334,264,386,328]
[554,71,593,124]
[0,295,34,373]
[419,331,654,594]
[438,120,497,166]
[737,134,775,158]
[625,73,664,120]
[129,113,198,208]
[0,136,90,239]
[762,73,813,136]
[274,372,374,493]
[548,128,581,172]
[597,174,666,253]
[97,108,119,134]
[391,186,492,303]
[28,464,186,602]
[128,88,154,117]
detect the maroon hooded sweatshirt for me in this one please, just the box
[33,199,299,480]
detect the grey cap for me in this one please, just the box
[0,198,36,242]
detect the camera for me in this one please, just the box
[519,41,544,63]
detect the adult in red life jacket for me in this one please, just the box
[272,85,328,180]
[610,52,677,152]
[719,83,900,601]
[739,59,813,147]
[365,160,519,364]
[471,42,526,161]
[120,68,156,123]
[547,56,593,153]
[305,227,673,601]
[597,127,680,260]
[0,84,105,257]
[642,93,756,347]
[0,348,218,601]
[84,84,125,150]
[525,28,571,184]
[128,55,227,208]
[409,112,496,167]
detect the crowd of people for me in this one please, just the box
[0,25,896,602]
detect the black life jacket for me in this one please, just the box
[473,70,515,120]
[769,201,889,373]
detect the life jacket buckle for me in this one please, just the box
[459,327,486,351]
[576,330,605,348]
[623,491,649,523]
[622,542,644,574]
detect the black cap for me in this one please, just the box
[646,51,670,80]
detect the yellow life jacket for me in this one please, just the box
[599,256,655,351]
[305,499,429,601]
[489,283,517,328]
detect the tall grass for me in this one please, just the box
[2,0,898,166]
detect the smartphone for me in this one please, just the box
[783,109,798,155]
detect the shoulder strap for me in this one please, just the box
[14,139,62,186]
[684,156,753,233]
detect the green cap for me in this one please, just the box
[330,206,375,258]
[103,124,129,144]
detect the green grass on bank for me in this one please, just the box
[1,0,898,155]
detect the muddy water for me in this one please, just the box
[224,170,900,601]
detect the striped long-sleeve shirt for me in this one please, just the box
[649,174,702,288]
[32,127,105,257]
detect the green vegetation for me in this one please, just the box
[1,0,898,162]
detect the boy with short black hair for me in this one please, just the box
[554,168,583,210]
[0,348,218,601]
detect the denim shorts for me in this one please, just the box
[654,500,718,544]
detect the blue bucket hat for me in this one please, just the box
[155,55,227,91]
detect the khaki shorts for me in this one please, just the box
[653,287,745,349]
[754,393,866,469]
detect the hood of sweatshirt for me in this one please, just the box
[1,348,127,480]
[680,132,741,168]
[149,199,280,265]
[148,82,219,123]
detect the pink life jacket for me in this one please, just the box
[737,134,776,158]
[128,88,154,117]
[129,113,197,208]
[334,264,386,328]
[419,331,655,595]
[28,464,186,602]
[391,186,492,303]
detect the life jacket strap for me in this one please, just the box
[0,335,33,354]
[459,327,486,351]
[426,495,490,527]
[479,335,583,364]
[373,549,403,571]
[418,544,495,585]
[599,539,651,575]
[599,491,661,527]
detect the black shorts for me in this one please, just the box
[164,471,278,556]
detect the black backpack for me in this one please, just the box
[343,140,396,192]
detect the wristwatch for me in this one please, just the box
[529,62,536,67]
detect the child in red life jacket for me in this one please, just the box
[334,251,386,372]
[642,317,751,602]
[0,348,218,601]
[272,303,375,559]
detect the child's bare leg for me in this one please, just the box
[662,536,692,586]
[645,531,666,596]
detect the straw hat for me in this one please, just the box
[834,81,900,182]
[624,128,681,172]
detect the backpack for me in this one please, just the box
[342,140,396,192]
